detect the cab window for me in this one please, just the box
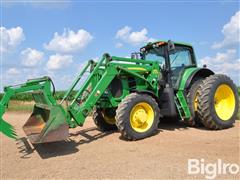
[169,46,194,87]
[144,46,166,65]
[169,47,192,68]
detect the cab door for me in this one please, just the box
[168,45,196,88]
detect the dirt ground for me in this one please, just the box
[1,112,239,179]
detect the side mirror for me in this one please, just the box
[160,64,168,74]
[167,40,175,51]
[161,64,166,70]
[131,52,141,59]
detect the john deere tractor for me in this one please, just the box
[0,40,239,143]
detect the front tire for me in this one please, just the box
[197,74,239,130]
[93,108,117,131]
[116,93,160,140]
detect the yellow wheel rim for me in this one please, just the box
[214,84,235,121]
[130,102,154,133]
[194,93,198,111]
[102,110,116,125]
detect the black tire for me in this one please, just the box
[185,80,203,127]
[197,74,239,130]
[116,93,160,140]
[93,108,117,131]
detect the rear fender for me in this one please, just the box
[185,68,214,90]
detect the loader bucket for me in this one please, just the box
[23,104,69,144]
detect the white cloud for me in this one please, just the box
[24,68,44,79]
[212,11,240,49]
[4,67,46,86]
[116,26,131,40]
[20,48,44,67]
[4,68,22,85]
[200,49,236,64]
[215,61,240,74]
[44,29,93,53]
[0,26,25,53]
[6,68,21,76]
[199,49,240,84]
[46,54,73,70]
[115,26,154,46]
[128,28,149,45]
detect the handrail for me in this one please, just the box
[111,56,155,64]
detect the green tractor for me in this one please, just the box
[0,40,239,143]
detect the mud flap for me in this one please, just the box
[23,105,69,144]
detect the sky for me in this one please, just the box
[1,0,239,90]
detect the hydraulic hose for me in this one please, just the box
[48,77,56,96]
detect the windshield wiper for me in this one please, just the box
[170,53,180,65]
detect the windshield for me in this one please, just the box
[144,46,165,65]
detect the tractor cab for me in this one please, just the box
[140,40,197,89]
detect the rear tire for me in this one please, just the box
[185,80,203,127]
[197,74,239,130]
[116,93,160,140]
[93,108,117,131]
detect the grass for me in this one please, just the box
[6,100,69,112]
[0,91,78,102]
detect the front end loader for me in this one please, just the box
[0,40,239,143]
[0,77,69,143]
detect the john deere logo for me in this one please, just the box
[152,69,159,75]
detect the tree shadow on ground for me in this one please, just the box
[16,127,115,159]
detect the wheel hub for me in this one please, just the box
[130,102,154,132]
[133,109,148,125]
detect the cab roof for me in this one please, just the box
[143,40,193,48]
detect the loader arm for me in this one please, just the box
[1,53,159,143]
[61,54,120,126]
[62,54,157,126]
[0,76,56,139]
